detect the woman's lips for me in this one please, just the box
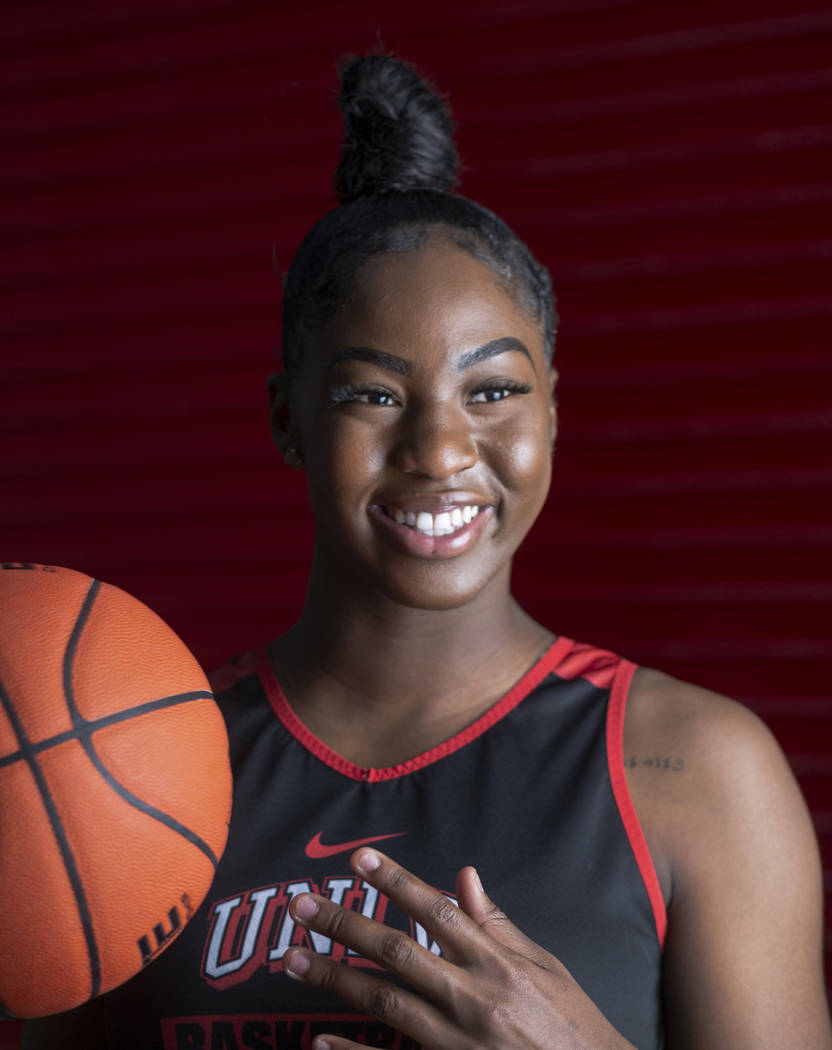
[368,502,493,558]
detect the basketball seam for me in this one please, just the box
[0,661,102,1003]
[62,579,108,999]
[0,689,214,770]
[78,745,221,867]
[62,582,221,873]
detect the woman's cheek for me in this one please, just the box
[499,418,552,495]
[305,424,381,519]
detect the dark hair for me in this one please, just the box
[281,54,556,388]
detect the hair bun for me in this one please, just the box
[334,54,459,203]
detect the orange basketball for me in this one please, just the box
[0,563,232,1019]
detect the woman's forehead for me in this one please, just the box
[328,237,545,354]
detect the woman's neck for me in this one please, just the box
[268,559,553,768]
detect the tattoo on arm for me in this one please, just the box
[626,755,685,772]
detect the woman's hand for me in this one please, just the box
[282,848,635,1050]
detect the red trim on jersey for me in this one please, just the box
[222,641,666,947]
[606,661,668,949]
[548,639,619,690]
[255,637,574,783]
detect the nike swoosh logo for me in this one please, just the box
[305,830,405,859]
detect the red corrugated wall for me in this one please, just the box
[2,0,831,1037]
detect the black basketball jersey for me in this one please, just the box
[23,637,665,1050]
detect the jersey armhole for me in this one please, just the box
[606,660,668,949]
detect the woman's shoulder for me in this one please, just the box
[625,665,781,771]
[625,666,829,1046]
[623,665,809,867]
[625,662,820,909]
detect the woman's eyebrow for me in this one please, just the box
[329,346,412,376]
[327,337,533,376]
[457,337,535,372]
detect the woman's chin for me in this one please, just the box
[365,555,512,614]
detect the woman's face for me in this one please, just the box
[286,234,556,611]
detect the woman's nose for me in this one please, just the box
[393,402,478,480]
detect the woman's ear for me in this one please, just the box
[267,373,304,470]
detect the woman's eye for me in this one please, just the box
[329,384,399,406]
[471,388,511,403]
[359,389,397,406]
[469,382,532,404]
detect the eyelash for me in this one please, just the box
[328,380,532,407]
[469,380,533,403]
[329,384,400,406]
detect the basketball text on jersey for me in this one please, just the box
[200,873,456,989]
[158,875,457,1049]
[161,1014,421,1049]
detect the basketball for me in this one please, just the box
[0,563,232,1019]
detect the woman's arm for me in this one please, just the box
[627,671,831,1049]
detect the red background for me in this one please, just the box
[2,0,831,1035]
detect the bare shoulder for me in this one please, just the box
[625,664,780,767]
[624,666,816,894]
[625,668,831,1050]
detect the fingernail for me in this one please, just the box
[285,951,311,978]
[473,867,484,893]
[314,1041,331,1050]
[293,894,319,920]
[355,849,380,873]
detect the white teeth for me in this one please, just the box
[387,505,482,536]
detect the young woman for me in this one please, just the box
[24,54,830,1050]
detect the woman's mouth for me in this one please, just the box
[383,505,481,537]
[369,502,491,558]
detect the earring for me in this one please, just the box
[284,447,303,470]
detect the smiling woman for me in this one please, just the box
[22,51,832,1050]
[278,239,555,613]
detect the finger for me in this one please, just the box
[283,946,452,1049]
[350,848,483,964]
[310,1038,369,1050]
[455,865,491,924]
[455,865,557,968]
[289,890,450,1001]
